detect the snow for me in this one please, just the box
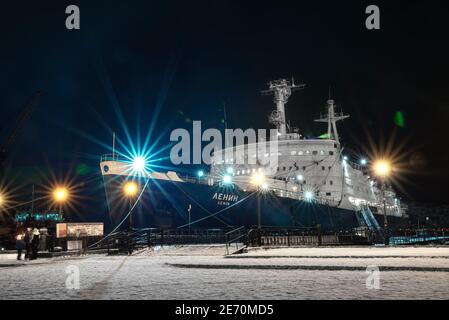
[1,245,449,300]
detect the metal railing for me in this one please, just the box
[100,154,120,162]
[225,226,247,255]
[246,226,373,247]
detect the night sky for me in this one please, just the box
[1,0,448,222]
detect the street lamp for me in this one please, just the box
[53,187,69,215]
[373,160,391,178]
[373,159,392,245]
[123,181,138,231]
[251,173,266,245]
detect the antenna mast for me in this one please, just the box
[261,78,306,136]
[112,132,116,159]
[314,96,350,144]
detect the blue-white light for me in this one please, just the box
[360,158,368,166]
[226,167,234,174]
[304,191,314,201]
[222,175,232,185]
[132,156,146,173]
[198,170,204,178]
[296,174,304,181]
[343,156,348,161]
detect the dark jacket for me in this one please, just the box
[31,235,40,247]
[24,234,31,245]
[16,239,25,250]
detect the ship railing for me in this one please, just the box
[347,161,364,171]
[101,154,120,162]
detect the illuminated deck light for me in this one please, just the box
[222,175,232,185]
[132,156,146,173]
[304,191,314,201]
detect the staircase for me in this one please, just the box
[225,226,248,255]
[358,204,384,243]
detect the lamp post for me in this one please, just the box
[53,187,68,216]
[123,181,138,231]
[251,173,266,246]
[373,160,392,245]
[187,204,192,234]
[123,181,138,255]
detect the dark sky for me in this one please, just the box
[1,0,448,220]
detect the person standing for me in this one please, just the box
[24,228,32,261]
[15,233,25,260]
[31,228,40,260]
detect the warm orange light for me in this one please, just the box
[373,160,392,178]
[251,173,266,186]
[0,194,4,206]
[123,181,138,197]
[53,187,69,202]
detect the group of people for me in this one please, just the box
[15,228,40,261]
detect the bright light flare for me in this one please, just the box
[304,191,314,201]
[132,156,146,172]
[251,173,266,186]
[222,175,232,185]
[373,160,392,178]
[53,187,68,203]
[123,181,139,197]
[198,170,204,178]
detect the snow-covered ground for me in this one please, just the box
[1,245,449,300]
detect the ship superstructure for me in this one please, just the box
[209,80,405,218]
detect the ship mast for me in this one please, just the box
[262,78,305,136]
[314,97,350,144]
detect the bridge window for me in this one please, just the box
[320,150,325,155]
[291,151,296,155]
[330,180,333,185]
[329,151,334,155]
[312,151,318,155]
[322,166,325,171]
[298,151,304,155]
[326,192,332,196]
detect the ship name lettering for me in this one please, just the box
[213,193,238,202]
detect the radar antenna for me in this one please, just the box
[261,78,305,136]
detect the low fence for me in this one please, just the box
[259,234,340,246]
[92,226,377,254]
[245,227,373,247]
